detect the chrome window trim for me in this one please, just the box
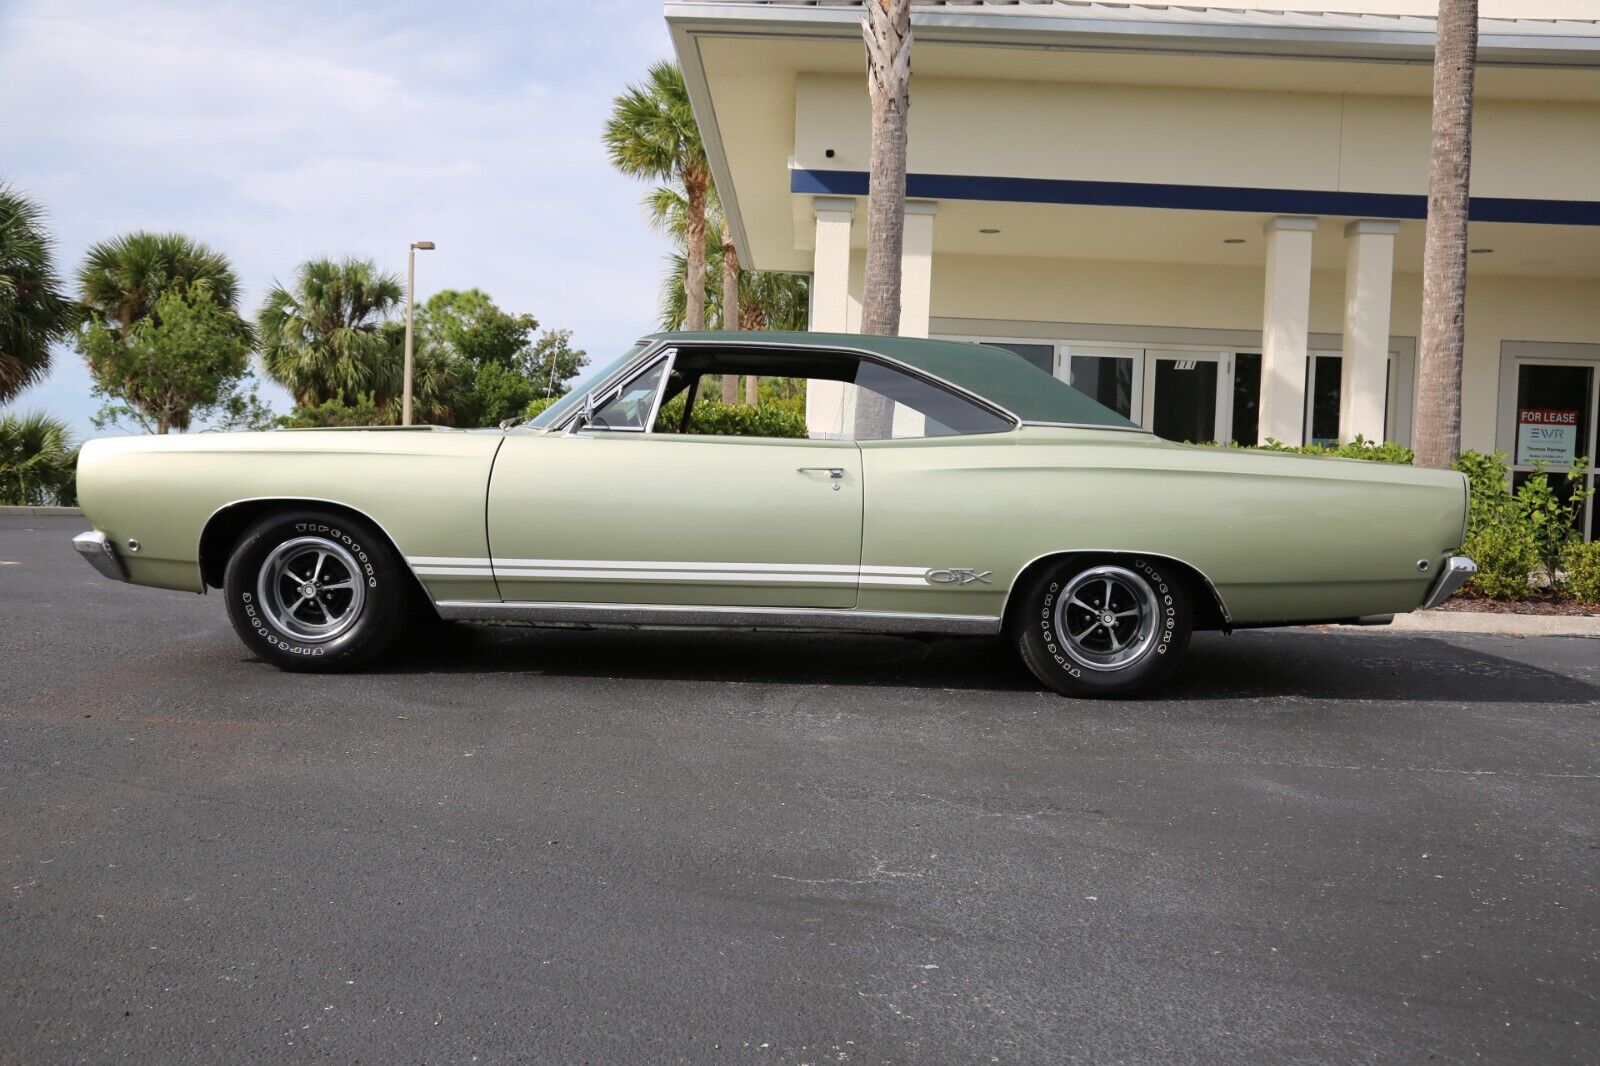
[1019,420,1154,435]
[544,338,1027,436]
[583,348,677,434]
[434,599,1001,635]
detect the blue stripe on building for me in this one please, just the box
[790,168,1600,227]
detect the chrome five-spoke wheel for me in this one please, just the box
[256,536,366,643]
[1013,556,1192,697]
[1053,564,1161,671]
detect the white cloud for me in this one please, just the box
[0,0,679,438]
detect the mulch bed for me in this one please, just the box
[1433,590,1600,617]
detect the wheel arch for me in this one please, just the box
[198,497,431,607]
[1000,550,1231,635]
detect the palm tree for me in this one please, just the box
[258,258,405,408]
[647,184,809,402]
[604,60,712,331]
[860,0,912,336]
[0,410,76,506]
[77,231,240,335]
[856,0,914,439]
[74,232,250,433]
[721,223,741,403]
[1415,0,1479,470]
[0,184,74,403]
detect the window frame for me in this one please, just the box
[544,338,1022,440]
[581,348,677,434]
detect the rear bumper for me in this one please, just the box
[73,530,128,582]
[1421,555,1477,609]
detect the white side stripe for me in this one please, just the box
[409,557,938,587]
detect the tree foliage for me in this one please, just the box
[258,257,404,408]
[71,233,262,433]
[77,231,242,335]
[605,60,712,331]
[0,183,75,403]
[413,288,586,427]
[655,394,807,439]
[275,392,387,429]
[0,410,77,505]
[647,184,809,333]
[79,280,266,433]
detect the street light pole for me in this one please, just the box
[402,240,435,426]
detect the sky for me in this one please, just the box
[0,0,679,440]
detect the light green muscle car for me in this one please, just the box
[72,331,1475,696]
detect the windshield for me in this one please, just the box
[525,341,650,430]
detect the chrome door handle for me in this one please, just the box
[797,466,845,479]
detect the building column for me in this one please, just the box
[1337,220,1399,444]
[808,197,855,436]
[809,197,855,332]
[897,200,937,338]
[1257,215,1318,446]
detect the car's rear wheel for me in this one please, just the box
[223,509,407,672]
[1012,556,1191,697]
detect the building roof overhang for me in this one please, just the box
[668,2,1600,69]
[666,1,1600,272]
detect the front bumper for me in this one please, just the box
[73,530,128,582]
[1421,555,1477,609]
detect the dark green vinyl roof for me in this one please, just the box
[647,331,1139,429]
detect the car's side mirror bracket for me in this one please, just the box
[565,392,597,437]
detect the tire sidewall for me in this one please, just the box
[224,511,402,670]
[1019,556,1192,696]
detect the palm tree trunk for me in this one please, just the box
[684,174,709,333]
[855,0,912,438]
[721,224,740,403]
[1415,0,1478,470]
[721,224,740,332]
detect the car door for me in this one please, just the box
[486,354,864,609]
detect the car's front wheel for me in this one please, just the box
[223,509,407,672]
[1012,556,1192,697]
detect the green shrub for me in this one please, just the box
[277,392,388,428]
[1212,436,1413,463]
[1562,540,1600,606]
[521,395,560,422]
[1453,450,1514,538]
[0,411,78,506]
[1514,458,1593,578]
[655,396,807,439]
[1463,523,1539,600]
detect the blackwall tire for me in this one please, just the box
[1012,556,1192,698]
[223,509,408,673]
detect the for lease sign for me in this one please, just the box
[1517,408,1579,466]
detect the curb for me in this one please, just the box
[0,505,83,516]
[1324,610,1600,639]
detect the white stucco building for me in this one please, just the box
[665,0,1600,538]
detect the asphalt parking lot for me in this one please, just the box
[2,515,1597,1064]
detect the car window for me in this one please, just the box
[648,349,1012,442]
[590,358,669,432]
[526,340,650,430]
[850,362,1012,440]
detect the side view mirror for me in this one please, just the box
[566,391,596,436]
